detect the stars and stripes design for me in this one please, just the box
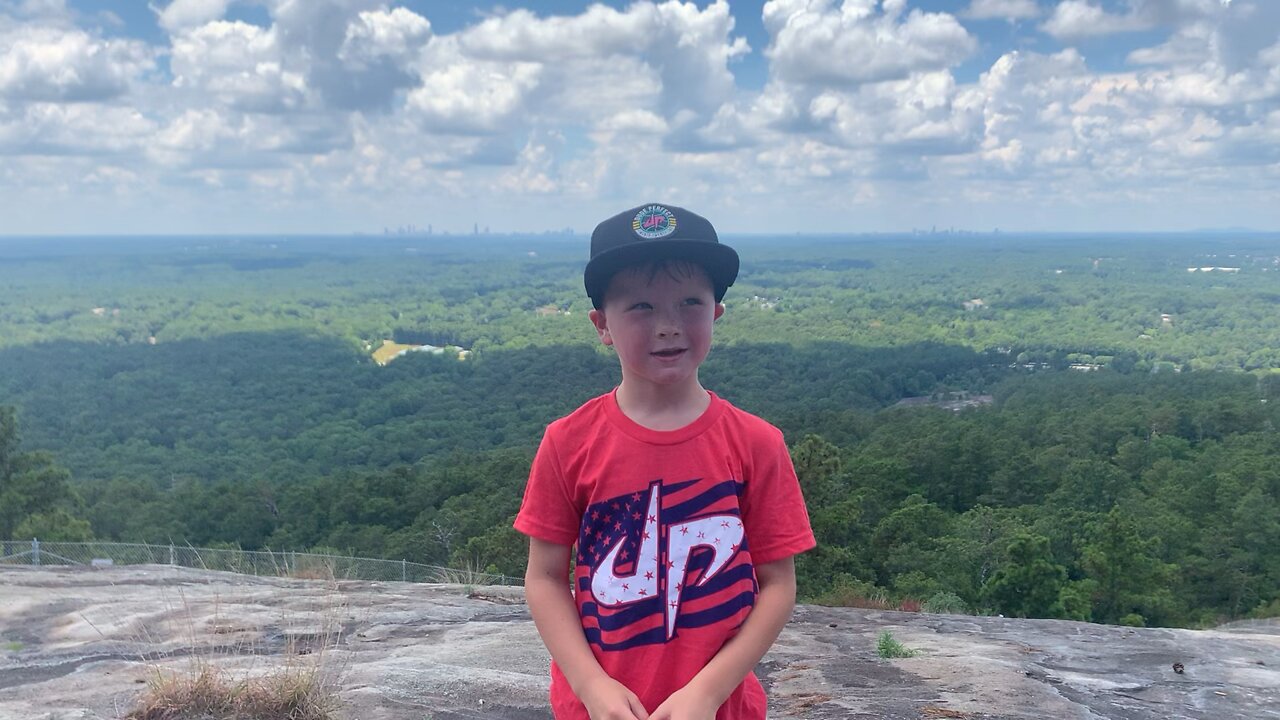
[576,477,755,651]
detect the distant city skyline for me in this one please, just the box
[1,0,1278,235]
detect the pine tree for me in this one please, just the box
[984,533,1066,618]
[0,406,84,539]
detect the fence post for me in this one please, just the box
[32,538,40,566]
[402,559,407,582]
[169,543,175,566]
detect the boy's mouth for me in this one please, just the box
[652,348,686,358]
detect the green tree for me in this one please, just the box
[928,506,1026,605]
[15,509,93,541]
[983,533,1066,618]
[791,434,843,507]
[0,407,88,539]
[1082,506,1175,625]
[452,520,528,578]
[871,494,952,588]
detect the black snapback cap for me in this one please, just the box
[585,203,739,308]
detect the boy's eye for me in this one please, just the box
[629,302,652,311]
[683,297,703,306]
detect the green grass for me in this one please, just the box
[876,631,918,659]
[3,641,22,652]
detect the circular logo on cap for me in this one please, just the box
[632,205,677,240]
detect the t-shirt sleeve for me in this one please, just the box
[513,427,581,546]
[742,425,817,565]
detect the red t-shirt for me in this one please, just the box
[514,390,816,720]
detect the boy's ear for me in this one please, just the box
[714,303,725,320]
[589,308,613,346]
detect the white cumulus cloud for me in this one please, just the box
[763,0,977,86]
[0,101,156,154]
[453,1,747,150]
[963,0,1042,21]
[339,7,431,67]
[1041,1,1148,38]
[169,21,307,113]
[406,48,542,135]
[803,70,984,156]
[155,0,231,32]
[0,25,153,101]
[1042,0,1227,40]
[261,0,430,112]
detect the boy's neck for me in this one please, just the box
[615,378,712,431]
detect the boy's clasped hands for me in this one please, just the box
[582,674,720,720]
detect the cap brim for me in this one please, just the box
[585,239,739,305]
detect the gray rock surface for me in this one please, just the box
[1,565,1277,719]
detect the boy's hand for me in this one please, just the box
[648,686,719,720]
[580,675,650,720]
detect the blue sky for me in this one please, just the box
[2,0,1277,234]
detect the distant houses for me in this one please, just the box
[534,304,571,317]
[372,341,470,366]
[893,391,994,413]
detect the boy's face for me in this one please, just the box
[589,261,724,394]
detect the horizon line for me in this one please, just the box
[1,229,1277,240]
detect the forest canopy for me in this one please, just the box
[1,232,1277,627]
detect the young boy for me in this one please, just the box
[514,203,815,720]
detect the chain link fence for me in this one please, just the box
[0,539,521,586]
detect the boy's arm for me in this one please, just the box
[649,556,798,720]
[525,537,650,720]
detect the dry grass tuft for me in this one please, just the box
[810,581,923,612]
[896,598,922,613]
[116,572,350,720]
[126,665,338,720]
[435,557,506,586]
[289,564,337,582]
[811,583,894,609]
